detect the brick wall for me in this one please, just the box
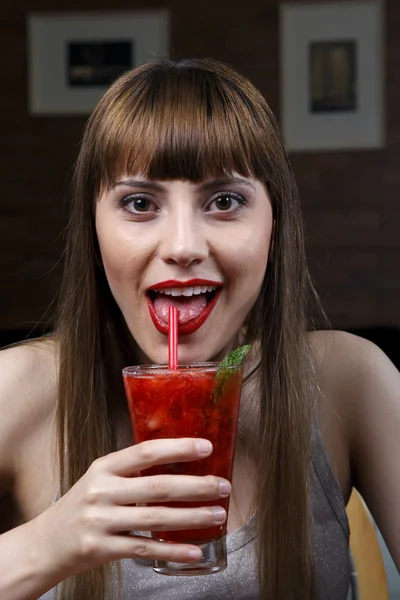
[0,0,398,331]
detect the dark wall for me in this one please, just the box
[1,0,399,331]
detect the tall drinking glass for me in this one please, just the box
[122,362,243,576]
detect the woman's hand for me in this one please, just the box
[32,438,230,579]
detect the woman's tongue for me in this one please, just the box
[153,294,208,324]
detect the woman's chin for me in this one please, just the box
[128,324,239,366]
[144,345,235,367]
[131,344,217,367]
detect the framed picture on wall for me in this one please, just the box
[280,1,384,152]
[27,11,169,116]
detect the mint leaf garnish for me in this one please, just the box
[218,344,252,370]
[214,344,251,401]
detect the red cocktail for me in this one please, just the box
[122,362,243,574]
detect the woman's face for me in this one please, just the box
[96,175,273,364]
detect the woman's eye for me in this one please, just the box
[215,195,234,210]
[132,198,151,212]
[119,195,156,214]
[209,193,245,212]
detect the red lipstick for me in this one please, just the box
[148,278,221,291]
[147,281,222,335]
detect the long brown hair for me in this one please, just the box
[56,58,320,599]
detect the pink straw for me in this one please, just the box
[168,306,178,369]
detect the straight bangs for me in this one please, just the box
[87,59,276,194]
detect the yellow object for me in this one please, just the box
[346,489,389,600]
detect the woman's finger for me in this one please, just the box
[104,534,203,564]
[98,438,213,476]
[108,474,231,505]
[105,504,227,533]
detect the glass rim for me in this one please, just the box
[122,361,243,376]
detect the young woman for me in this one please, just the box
[0,58,399,600]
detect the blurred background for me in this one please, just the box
[1,1,399,345]
[0,0,398,594]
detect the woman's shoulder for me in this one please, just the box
[310,330,400,565]
[309,329,400,498]
[0,338,58,485]
[309,328,397,395]
[0,337,58,405]
[308,327,398,436]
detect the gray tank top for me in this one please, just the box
[38,424,351,599]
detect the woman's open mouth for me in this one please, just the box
[147,281,222,335]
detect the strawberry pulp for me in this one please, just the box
[123,366,243,544]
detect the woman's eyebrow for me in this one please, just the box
[113,178,165,191]
[198,177,256,192]
[112,176,255,192]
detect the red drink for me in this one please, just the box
[123,363,243,545]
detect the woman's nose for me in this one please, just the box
[158,210,209,267]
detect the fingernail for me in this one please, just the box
[196,440,212,455]
[212,507,226,523]
[188,549,202,560]
[219,480,231,497]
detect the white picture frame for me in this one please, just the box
[27,11,169,116]
[280,1,384,152]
